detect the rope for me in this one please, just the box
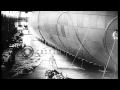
[102,39,116,79]
[68,28,89,71]
[103,16,118,64]
[65,12,89,71]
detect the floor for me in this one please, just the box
[1,33,118,79]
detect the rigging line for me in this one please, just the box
[57,12,96,70]
[102,38,116,79]
[66,12,97,63]
[68,28,89,70]
[103,16,118,64]
[66,13,90,70]
[64,12,90,70]
[56,11,71,53]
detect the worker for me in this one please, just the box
[49,55,58,69]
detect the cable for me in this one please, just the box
[102,38,116,79]
[62,12,90,71]
[57,11,93,71]
[57,11,97,68]
[56,11,71,53]
[103,16,118,65]
[68,27,89,71]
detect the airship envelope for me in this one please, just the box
[28,11,118,71]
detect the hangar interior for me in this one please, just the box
[1,11,118,79]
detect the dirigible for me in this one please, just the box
[28,11,118,71]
